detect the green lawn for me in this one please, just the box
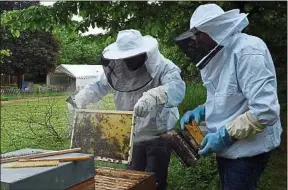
[1,85,286,190]
[1,96,70,153]
[1,91,72,101]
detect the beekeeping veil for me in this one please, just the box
[175,4,249,69]
[101,30,159,92]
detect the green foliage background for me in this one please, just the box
[0,1,286,189]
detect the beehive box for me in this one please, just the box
[67,168,157,190]
[1,149,95,190]
[67,178,95,190]
[94,168,157,190]
[71,109,134,164]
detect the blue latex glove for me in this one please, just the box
[198,127,234,157]
[180,105,205,129]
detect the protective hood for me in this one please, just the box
[180,4,249,45]
[101,29,161,92]
[194,4,249,45]
[175,4,249,68]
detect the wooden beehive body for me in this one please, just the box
[94,168,157,190]
[1,110,157,189]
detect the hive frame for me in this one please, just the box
[70,109,135,164]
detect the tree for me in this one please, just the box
[2,1,285,81]
[0,1,39,12]
[1,1,60,87]
[1,1,286,102]
[1,30,60,87]
[0,1,38,66]
[0,49,10,64]
[54,27,111,66]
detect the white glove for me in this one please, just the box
[225,111,265,140]
[74,91,89,109]
[134,86,167,117]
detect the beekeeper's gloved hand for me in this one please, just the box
[198,127,234,157]
[180,105,205,129]
[134,86,167,117]
[198,111,265,156]
[66,96,78,109]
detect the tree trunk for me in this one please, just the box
[15,72,24,89]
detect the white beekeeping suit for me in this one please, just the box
[73,29,186,143]
[175,4,282,159]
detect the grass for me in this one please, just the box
[0,84,286,190]
[1,96,70,153]
[258,150,287,190]
[0,94,115,153]
[1,91,72,101]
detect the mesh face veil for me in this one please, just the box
[101,53,153,92]
[174,28,223,69]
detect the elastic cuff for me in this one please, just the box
[246,112,265,130]
[198,104,205,120]
[225,112,264,140]
[221,127,235,146]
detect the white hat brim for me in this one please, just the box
[102,36,158,60]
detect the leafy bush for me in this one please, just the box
[168,156,219,190]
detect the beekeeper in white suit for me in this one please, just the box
[73,29,185,190]
[176,4,282,190]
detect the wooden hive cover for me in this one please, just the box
[71,109,134,164]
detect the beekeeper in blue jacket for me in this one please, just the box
[73,29,185,190]
[175,4,282,190]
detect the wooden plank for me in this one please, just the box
[3,161,60,168]
[95,175,137,184]
[95,178,134,189]
[1,148,81,164]
[19,156,92,162]
[76,109,133,115]
[95,168,149,180]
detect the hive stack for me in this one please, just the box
[1,148,95,190]
[94,168,157,190]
